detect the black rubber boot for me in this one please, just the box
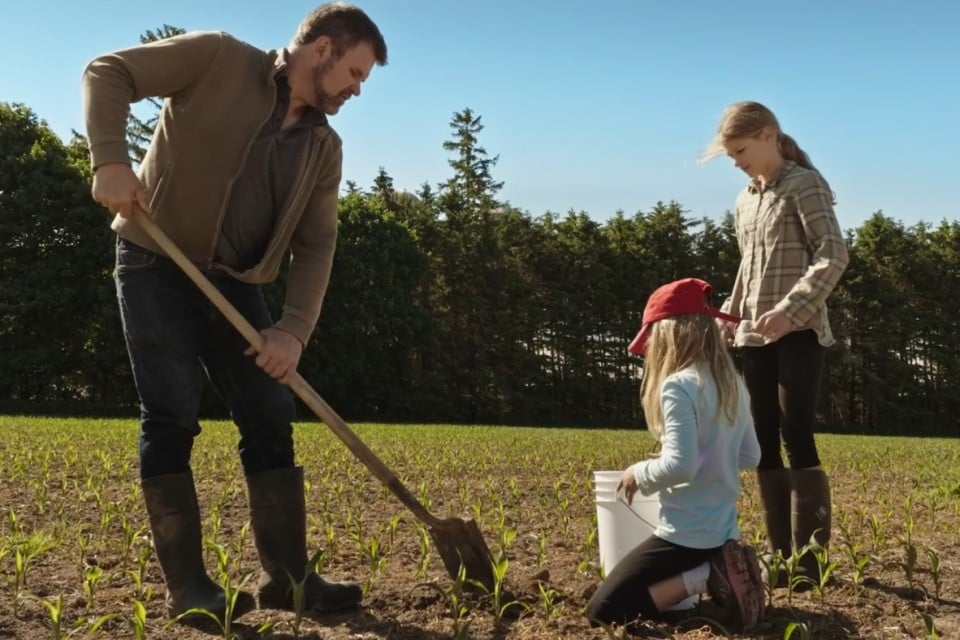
[757,469,792,586]
[791,468,832,587]
[142,471,230,620]
[246,466,362,612]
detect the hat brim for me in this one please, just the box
[628,309,741,356]
[627,324,651,355]
[710,309,741,325]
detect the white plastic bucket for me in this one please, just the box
[593,470,698,610]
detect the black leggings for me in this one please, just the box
[741,329,825,470]
[585,536,718,627]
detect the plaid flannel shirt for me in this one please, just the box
[721,161,849,347]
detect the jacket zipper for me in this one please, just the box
[206,67,279,269]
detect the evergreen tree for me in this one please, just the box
[0,103,121,406]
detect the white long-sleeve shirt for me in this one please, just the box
[630,365,761,549]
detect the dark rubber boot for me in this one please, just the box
[757,469,792,587]
[142,471,232,621]
[246,466,362,612]
[791,468,832,587]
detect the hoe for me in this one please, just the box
[124,207,495,591]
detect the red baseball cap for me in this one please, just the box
[628,278,740,355]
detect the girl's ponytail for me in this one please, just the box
[778,131,835,203]
[777,132,815,171]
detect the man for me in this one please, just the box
[82,3,387,620]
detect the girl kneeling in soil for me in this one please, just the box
[585,278,764,631]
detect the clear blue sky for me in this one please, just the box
[2,1,958,232]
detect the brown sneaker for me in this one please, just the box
[707,540,764,630]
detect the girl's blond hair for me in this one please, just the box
[702,101,815,168]
[701,100,834,201]
[640,314,741,440]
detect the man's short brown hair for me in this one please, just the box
[294,3,387,65]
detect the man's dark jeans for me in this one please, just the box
[114,238,296,479]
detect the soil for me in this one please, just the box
[0,424,957,640]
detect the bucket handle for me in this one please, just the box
[617,496,658,529]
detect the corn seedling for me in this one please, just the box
[808,538,838,604]
[35,593,117,640]
[85,476,105,512]
[481,552,525,624]
[491,499,508,530]
[417,480,432,510]
[39,594,68,638]
[784,620,812,640]
[6,508,20,536]
[537,581,564,619]
[902,541,918,593]
[467,528,524,624]
[782,541,815,605]
[128,544,154,602]
[227,521,250,567]
[903,495,916,546]
[759,549,786,607]
[835,505,852,541]
[283,549,325,638]
[926,546,942,602]
[415,523,431,579]
[579,521,598,572]
[82,565,104,611]
[923,613,940,640]
[347,513,365,551]
[507,476,521,504]
[13,532,57,613]
[129,599,148,640]
[362,534,387,592]
[558,497,572,538]
[119,515,141,569]
[386,513,403,548]
[95,449,112,473]
[32,481,48,515]
[414,561,472,639]
[864,511,886,553]
[76,529,93,575]
[469,497,485,528]
[324,521,339,553]
[845,542,871,593]
[207,503,223,546]
[535,531,548,569]
[176,541,254,640]
[98,509,112,537]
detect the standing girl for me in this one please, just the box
[706,101,849,584]
[585,278,763,631]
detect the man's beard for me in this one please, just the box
[311,56,343,114]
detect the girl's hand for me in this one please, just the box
[754,308,792,342]
[617,466,639,505]
[715,317,736,346]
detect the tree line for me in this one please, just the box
[1,100,956,434]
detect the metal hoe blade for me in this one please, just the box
[429,517,495,591]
